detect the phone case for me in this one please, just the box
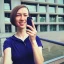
[27,17,33,30]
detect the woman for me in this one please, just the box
[3,5,44,64]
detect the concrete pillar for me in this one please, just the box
[37,3,39,12]
[46,0,48,2]
[11,25,15,32]
[1,38,6,56]
[57,25,59,31]
[56,15,59,31]
[56,5,58,13]
[46,14,49,32]
[37,3,40,32]
[0,38,2,56]
[38,25,40,32]
[0,0,5,33]
[55,0,58,3]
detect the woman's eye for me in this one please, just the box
[24,15,27,16]
[16,14,20,16]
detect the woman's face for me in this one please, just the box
[15,7,29,29]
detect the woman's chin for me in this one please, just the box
[19,26,26,29]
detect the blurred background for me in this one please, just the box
[0,0,64,64]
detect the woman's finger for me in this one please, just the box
[26,29,33,33]
[27,25,34,31]
[32,20,36,29]
[26,29,37,35]
[26,31,33,36]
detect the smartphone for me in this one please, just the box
[26,17,33,30]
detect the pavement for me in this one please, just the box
[0,57,3,64]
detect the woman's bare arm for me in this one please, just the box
[3,48,12,64]
[31,40,44,64]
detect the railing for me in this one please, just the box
[40,38,64,46]
[0,37,64,64]
[40,38,64,64]
[0,37,6,57]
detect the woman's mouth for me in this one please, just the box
[19,22,26,26]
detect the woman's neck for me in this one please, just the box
[15,28,28,40]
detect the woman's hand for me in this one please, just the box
[26,21,44,64]
[26,20,37,43]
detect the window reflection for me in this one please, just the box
[58,16,64,22]
[50,15,56,22]
[31,14,37,22]
[26,5,36,12]
[5,24,12,32]
[58,7,64,14]
[59,25,64,31]
[49,6,56,13]
[32,17,37,22]
[5,17,10,22]
[39,5,46,13]
[48,0,55,3]
[50,25,56,31]
[4,0,11,10]
[40,15,46,22]
[40,25,47,32]
[57,0,64,4]
[37,0,45,2]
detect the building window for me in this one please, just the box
[57,0,64,4]
[39,15,46,22]
[4,13,10,23]
[5,13,10,18]
[49,6,56,13]
[58,16,64,22]
[50,25,56,31]
[58,7,64,14]
[40,25,47,32]
[49,15,56,22]
[59,25,64,31]
[37,0,45,2]
[48,0,55,3]
[21,2,37,12]
[31,14,37,22]
[4,0,11,10]
[5,24,12,32]
[39,5,46,13]
[32,17,37,22]
[30,14,37,22]
[26,4,37,12]
[5,17,10,22]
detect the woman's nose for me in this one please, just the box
[20,15,25,20]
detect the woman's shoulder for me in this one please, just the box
[36,35,43,47]
[3,35,14,51]
[4,35,14,42]
[36,35,41,39]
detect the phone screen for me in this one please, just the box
[26,17,33,30]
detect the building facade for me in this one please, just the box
[0,0,64,33]
[0,0,64,63]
